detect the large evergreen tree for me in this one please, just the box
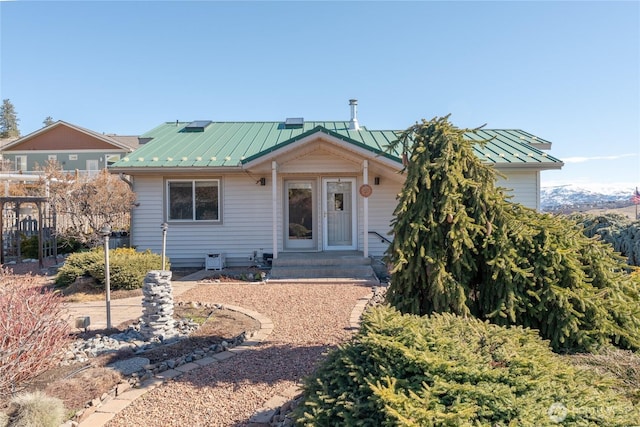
[384,116,640,351]
[0,99,20,138]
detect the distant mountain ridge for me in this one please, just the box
[540,184,637,211]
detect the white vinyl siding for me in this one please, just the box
[279,150,357,174]
[129,152,542,267]
[133,175,273,267]
[359,179,401,256]
[497,170,540,210]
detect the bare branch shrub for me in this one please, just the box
[0,269,71,397]
[44,166,135,247]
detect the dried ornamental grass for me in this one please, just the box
[44,368,122,412]
[8,391,65,427]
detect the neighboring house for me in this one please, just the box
[110,101,563,268]
[0,120,140,175]
[0,138,18,171]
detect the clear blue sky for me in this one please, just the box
[1,1,638,188]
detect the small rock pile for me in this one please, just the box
[269,396,303,427]
[62,317,200,365]
[367,284,388,308]
[122,332,248,387]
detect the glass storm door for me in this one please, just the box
[323,178,356,250]
[285,180,315,250]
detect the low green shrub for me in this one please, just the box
[19,234,39,259]
[55,248,168,290]
[56,234,85,255]
[54,250,102,287]
[88,248,167,291]
[295,306,640,426]
[19,232,86,262]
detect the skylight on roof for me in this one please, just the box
[284,117,304,129]
[184,120,212,132]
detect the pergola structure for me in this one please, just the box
[0,196,57,268]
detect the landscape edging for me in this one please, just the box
[247,287,378,427]
[64,303,273,427]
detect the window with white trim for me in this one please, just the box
[167,179,220,221]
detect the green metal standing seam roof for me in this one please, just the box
[112,121,562,170]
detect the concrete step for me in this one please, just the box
[272,255,371,267]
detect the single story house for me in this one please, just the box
[0,120,141,174]
[110,101,563,270]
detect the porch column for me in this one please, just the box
[272,161,278,259]
[363,160,369,258]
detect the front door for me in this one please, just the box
[323,178,356,250]
[284,180,316,250]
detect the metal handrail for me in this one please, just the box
[368,230,392,245]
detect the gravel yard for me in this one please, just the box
[106,281,373,427]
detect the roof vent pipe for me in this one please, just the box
[348,99,360,131]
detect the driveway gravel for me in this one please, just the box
[106,281,373,427]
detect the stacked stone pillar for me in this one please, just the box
[140,270,178,341]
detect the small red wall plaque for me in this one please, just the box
[359,184,373,198]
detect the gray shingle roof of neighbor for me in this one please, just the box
[107,135,142,150]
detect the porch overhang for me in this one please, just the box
[241,127,402,171]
